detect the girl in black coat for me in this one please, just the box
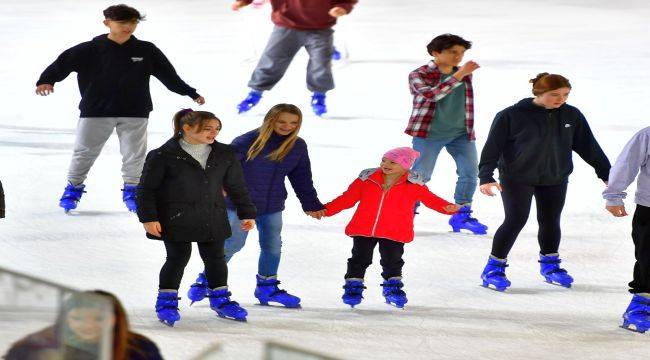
[477,73,610,292]
[136,109,257,324]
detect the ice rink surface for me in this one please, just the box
[1,0,650,358]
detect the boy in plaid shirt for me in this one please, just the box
[406,33,486,235]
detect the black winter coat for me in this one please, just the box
[136,136,256,242]
[478,98,611,186]
[0,180,4,218]
[36,34,199,118]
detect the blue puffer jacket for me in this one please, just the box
[226,129,324,215]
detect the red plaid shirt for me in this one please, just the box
[404,61,475,140]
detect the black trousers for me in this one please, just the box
[491,181,568,259]
[345,236,405,280]
[630,204,650,294]
[159,241,227,290]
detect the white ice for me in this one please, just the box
[1,0,650,359]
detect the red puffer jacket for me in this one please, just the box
[325,168,456,243]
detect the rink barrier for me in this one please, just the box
[0,265,113,360]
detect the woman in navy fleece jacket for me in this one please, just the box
[188,104,324,308]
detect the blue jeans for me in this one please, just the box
[411,134,478,205]
[223,209,283,277]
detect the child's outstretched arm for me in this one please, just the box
[418,185,459,215]
[324,178,363,217]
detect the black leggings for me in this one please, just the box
[631,205,650,294]
[159,241,227,290]
[491,181,567,259]
[345,236,405,280]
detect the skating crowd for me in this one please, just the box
[5,2,650,358]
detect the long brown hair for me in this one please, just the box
[172,108,221,135]
[530,73,571,96]
[246,104,302,162]
[4,290,147,360]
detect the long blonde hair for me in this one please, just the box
[247,104,302,162]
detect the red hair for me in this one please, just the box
[530,73,571,96]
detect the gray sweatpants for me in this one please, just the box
[67,117,148,185]
[248,26,334,93]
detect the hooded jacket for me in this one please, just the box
[325,168,455,243]
[36,34,199,118]
[478,98,610,186]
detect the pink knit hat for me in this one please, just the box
[383,147,420,170]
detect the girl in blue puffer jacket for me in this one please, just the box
[188,104,325,308]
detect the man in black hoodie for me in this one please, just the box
[35,4,205,214]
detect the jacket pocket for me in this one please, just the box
[168,203,195,227]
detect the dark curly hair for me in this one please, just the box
[427,34,472,55]
[103,4,145,22]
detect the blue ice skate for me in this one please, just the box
[156,290,181,327]
[381,277,408,308]
[449,206,488,235]
[236,90,263,114]
[342,279,366,308]
[59,182,86,213]
[208,288,248,322]
[539,254,573,288]
[121,184,137,213]
[187,272,208,305]
[311,92,327,116]
[254,275,301,308]
[332,47,342,60]
[622,294,650,333]
[481,257,511,291]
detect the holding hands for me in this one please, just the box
[606,205,628,217]
[240,219,255,231]
[479,182,503,197]
[444,204,461,213]
[306,209,327,220]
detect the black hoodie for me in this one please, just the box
[36,34,200,118]
[478,98,610,186]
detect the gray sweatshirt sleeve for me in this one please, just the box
[602,128,650,206]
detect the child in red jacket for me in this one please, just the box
[322,147,459,308]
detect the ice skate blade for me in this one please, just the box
[159,319,175,327]
[450,228,487,236]
[544,279,572,288]
[257,301,302,309]
[385,300,406,309]
[622,321,648,333]
[481,281,507,292]
[216,312,247,322]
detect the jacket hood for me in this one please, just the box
[92,34,137,46]
[513,98,566,113]
[358,168,425,185]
